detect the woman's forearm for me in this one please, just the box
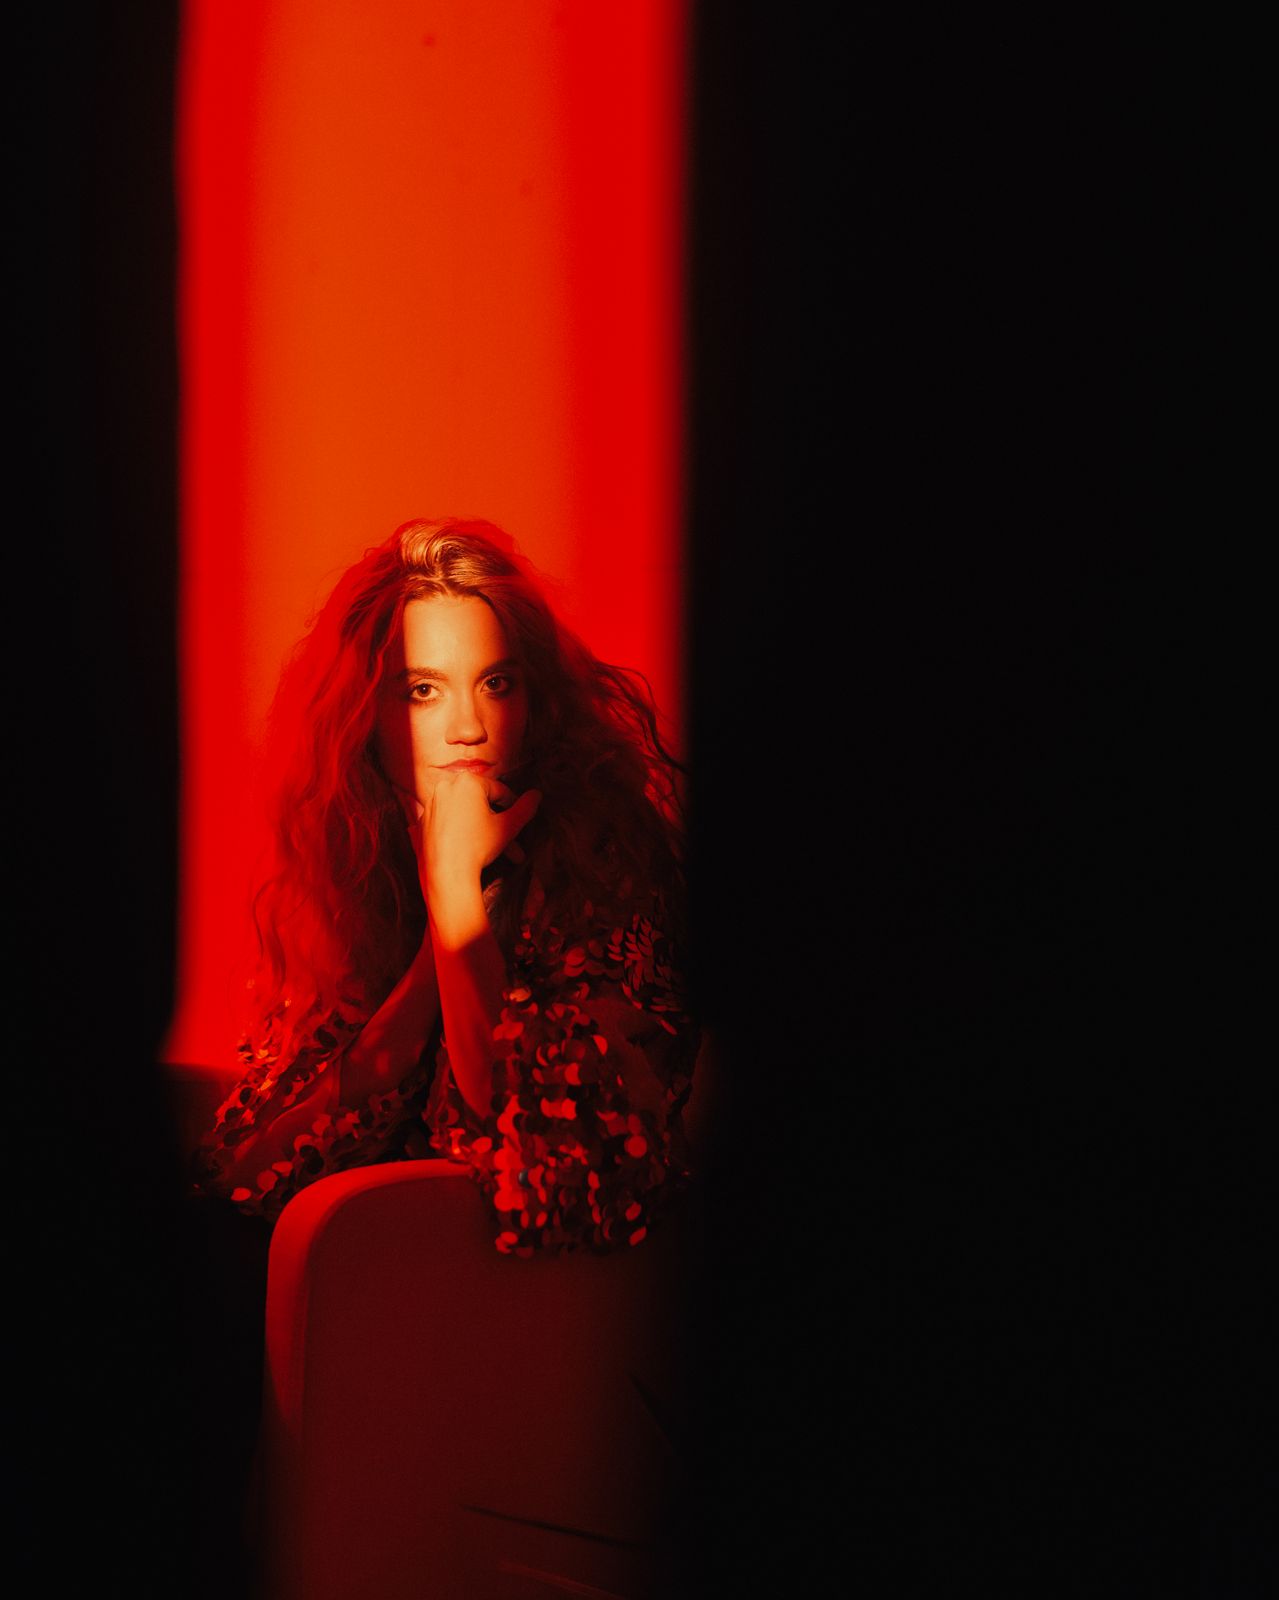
[339,936,442,1104]
[427,868,508,1118]
[204,942,442,1194]
[204,1069,342,1194]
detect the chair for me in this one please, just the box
[256,1157,702,1600]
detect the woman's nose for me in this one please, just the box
[445,694,486,745]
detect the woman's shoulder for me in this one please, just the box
[514,870,687,1021]
[520,857,681,942]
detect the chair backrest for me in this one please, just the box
[259,1160,698,1600]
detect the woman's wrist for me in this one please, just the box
[425,866,489,951]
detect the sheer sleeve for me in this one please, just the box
[191,1000,435,1227]
[424,895,700,1256]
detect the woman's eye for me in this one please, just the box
[408,682,437,701]
[485,674,514,695]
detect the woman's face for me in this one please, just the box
[374,594,529,803]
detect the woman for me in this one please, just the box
[192,518,698,1256]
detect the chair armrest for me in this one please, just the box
[260,1161,693,1600]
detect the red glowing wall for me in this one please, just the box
[166,0,687,1068]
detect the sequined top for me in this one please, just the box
[190,874,698,1255]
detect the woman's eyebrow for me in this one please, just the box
[395,657,518,682]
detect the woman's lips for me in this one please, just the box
[436,759,494,771]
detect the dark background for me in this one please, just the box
[20,4,1264,1595]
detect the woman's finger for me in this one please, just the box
[496,788,541,846]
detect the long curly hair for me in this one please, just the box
[247,518,686,1050]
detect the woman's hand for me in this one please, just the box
[405,775,540,1113]
[397,774,541,900]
